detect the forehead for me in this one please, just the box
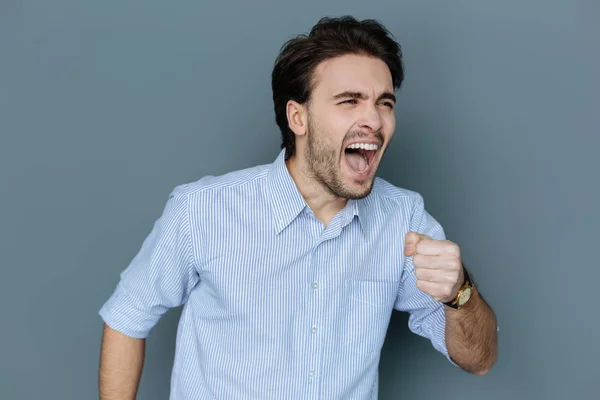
[311,54,394,97]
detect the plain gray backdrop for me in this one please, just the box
[1,0,598,399]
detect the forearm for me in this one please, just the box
[99,323,146,399]
[445,287,498,375]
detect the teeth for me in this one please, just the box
[347,143,378,151]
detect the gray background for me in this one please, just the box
[1,0,598,399]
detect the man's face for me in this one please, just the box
[302,54,396,199]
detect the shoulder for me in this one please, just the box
[370,177,425,209]
[169,162,271,201]
[371,178,445,239]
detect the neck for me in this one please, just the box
[285,154,347,226]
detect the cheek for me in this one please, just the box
[318,114,352,144]
[383,114,395,137]
[328,109,353,129]
[383,110,395,126]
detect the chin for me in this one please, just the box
[340,177,376,199]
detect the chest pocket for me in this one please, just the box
[343,279,398,355]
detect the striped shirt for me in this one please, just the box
[99,149,454,399]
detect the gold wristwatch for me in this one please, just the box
[444,268,474,309]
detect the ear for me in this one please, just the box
[286,100,307,137]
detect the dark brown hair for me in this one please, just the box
[271,16,404,159]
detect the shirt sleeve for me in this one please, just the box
[98,185,200,339]
[394,193,457,366]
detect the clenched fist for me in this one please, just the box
[403,231,465,303]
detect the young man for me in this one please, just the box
[99,16,498,400]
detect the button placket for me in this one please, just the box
[307,246,321,392]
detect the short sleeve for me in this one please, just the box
[394,193,457,366]
[99,185,200,339]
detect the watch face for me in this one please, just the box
[458,287,472,306]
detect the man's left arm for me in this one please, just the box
[404,232,498,375]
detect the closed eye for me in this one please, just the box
[339,99,394,108]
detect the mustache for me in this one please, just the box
[343,130,385,146]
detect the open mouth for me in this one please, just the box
[344,143,378,176]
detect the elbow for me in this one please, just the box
[472,352,497,376]
[475,333,498,376]
[457,344,497,376]
[454,355,496,376]
[467,360,493,376]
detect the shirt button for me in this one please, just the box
[312,281,318,289]
[311,325,317,334]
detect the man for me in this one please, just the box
[99,16,498,399]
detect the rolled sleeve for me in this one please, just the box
[394,193,457,366]
[99,284,161,339]
[99,185,200,339]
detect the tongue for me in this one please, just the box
[345,152,367,174]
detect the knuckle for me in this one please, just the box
[443,285,453,298]
[444,242,460,257]
[451,244,461,257]
[452,259,462,271]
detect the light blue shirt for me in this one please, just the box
[99,149,454,399]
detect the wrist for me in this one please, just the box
[443,266,474,309]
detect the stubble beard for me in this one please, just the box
[305,114,375,200]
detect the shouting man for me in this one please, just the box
[99,16,498,400]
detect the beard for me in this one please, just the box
[304,113,381,200]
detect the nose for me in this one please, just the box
[357,103,383,133]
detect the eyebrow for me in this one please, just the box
[332,91,396,103]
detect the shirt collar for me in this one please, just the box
[266,149,370,235]
[267,150,309,234]
[351,195,370,235]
